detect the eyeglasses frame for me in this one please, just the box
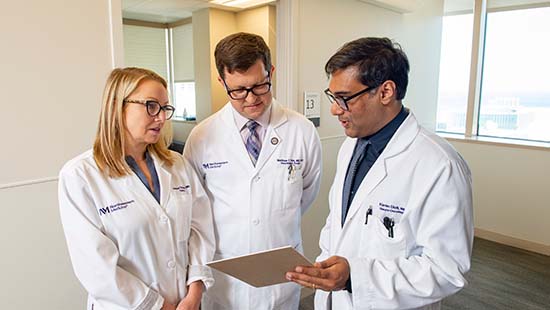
[124,99,176,120]
[222,72,272,100]
[324,85,376,111]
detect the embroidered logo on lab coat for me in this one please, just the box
[99,200,135,216]
[202,161,229,169]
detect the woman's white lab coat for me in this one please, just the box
[315,113,473,310]
[184,100,322,310]
[58,150,215,310]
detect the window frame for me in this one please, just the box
[439,0,550,149]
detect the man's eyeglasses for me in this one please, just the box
[222,74,272,100]
[324,85,375,111]
[124,99,175,120]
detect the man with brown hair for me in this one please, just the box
[184,32,322,310]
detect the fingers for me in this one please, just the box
[317,256,343,268]
[294,265,324,277]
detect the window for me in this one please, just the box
[171,23,196,121]
[479,6,550,142]
[174,81,196,120]
[436,13,473,134]
[436,0,550,143]
[123,21,196,121]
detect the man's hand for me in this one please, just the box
[285,256,350,291]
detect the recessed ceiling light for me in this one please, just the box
[209,0,275,9]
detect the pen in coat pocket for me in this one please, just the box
[364,207,373,225]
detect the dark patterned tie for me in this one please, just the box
[245,120,261,166]
[341,139,370,225]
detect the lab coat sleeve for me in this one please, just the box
[300,123,322,215]
[58,168,164,310]
[349,159,473,309]
[182,129,205,182]
[184,161,215,289]
[316,183,335,263]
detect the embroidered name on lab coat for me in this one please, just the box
[173,185,191,193]
[99,200,135,216]
[276,158,304,165]
[378,202,405,214]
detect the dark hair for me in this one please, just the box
[215,32,271,79]
[325,37,410,100]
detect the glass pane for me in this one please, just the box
[436,1,474,134]
[479,5,550,142]
[173,82,196,121]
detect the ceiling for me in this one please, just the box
[122,0,274,23]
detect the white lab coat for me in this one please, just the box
[315,112,473,310]
[184,100,322,310]
[58,150,215,310]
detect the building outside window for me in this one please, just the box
[436,0,550,143]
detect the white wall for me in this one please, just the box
[451,140,550,253]
[0,0,120,308]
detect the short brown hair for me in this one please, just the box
[215,32,271,79]
[93,67,175,177]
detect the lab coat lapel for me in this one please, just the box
[342,156,387,229]
[333,138,355,234]
[339,111,420,234]
[154,154,171,207]
[255,101,286,171]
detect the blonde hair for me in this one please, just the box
[93,67,175,177]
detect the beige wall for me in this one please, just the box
[0,0,119,308]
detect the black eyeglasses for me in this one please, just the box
[324,85,375,111]
[124,99,175,120]
[222,74,272,100]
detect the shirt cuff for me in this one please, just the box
[345,275,353,293]
[136,287,164,310]
[187,264,214,290]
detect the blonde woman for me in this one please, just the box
[59,67,214,310]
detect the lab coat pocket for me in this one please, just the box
[282,173,303,210]
[360,216,406,260]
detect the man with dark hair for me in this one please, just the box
[184,32,322,310]
[287,37,473,310]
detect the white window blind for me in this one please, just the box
[123,24,168,80]
[172,23,194,82]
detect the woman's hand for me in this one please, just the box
[162,300,177,310]
[176,281,204,310]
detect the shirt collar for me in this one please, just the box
[232,102,272,131]
[125,151,153,170]
[361,105,408,155]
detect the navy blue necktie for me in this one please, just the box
[341,139,370,225]
[245,120,261,166]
